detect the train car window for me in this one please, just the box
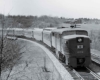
[44,32,50,40]
[52,33,54,36]
[66,41,69,45]
[68,31,76,35]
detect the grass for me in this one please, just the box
[89,30,100,51]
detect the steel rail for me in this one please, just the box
[86,67,100,80]
[72,69,85,80]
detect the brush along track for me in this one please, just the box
[92,54,100,65]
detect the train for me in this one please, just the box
[6,26,91,68]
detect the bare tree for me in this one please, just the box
[0,15,24,80]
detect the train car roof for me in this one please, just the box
[13,28,24,30]
[6,28,24,30]
[34,28,43,30]
[63,35,89,40]
[43,28,57,31]
[34,28,43,31]
[6,28,13,30]
[24,29,34,31]
[52,28,87,34]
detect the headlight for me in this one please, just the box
[77,37,84,43]
[78,38,82,42]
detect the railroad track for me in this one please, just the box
[62,62,100,80]
[60,57,100,80]
[72,67,100,80]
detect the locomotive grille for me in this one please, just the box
[77,51,84,53]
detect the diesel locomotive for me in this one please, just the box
[6,27,91,68]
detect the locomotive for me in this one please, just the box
[6,27,91,68]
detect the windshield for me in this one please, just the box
[63,30,88,36]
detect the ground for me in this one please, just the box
[1,39,53,80]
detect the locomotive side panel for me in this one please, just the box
[56,34,61,52]
[61,39,70,65]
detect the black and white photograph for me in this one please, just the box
[0,0,100,80]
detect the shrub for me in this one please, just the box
[0,38,22,71]
[89,30,100,51]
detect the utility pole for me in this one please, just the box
[0,14,4,80]
[0,1,14,79]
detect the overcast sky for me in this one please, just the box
[0,0,100,18]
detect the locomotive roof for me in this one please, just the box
[63,35,89,40]
[52,28,87,34]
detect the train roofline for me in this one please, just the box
[52,28,87,34]
[63,34,89,40]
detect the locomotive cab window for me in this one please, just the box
[76,31,88,36]
[63,31,76,36]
